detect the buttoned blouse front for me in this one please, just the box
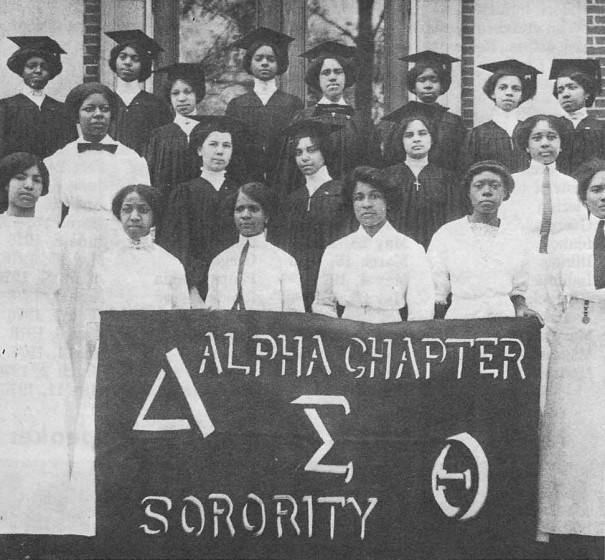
[206,234,304,312]
[313,222,434,322]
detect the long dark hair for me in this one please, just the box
[0,152,49,213]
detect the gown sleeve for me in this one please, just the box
[37,152,64,225]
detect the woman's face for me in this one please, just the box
[585,170,605,219]
[318,58,346,101]
[295,136,325,176]
[7,165,44,210]
[250,45,278,82]
[353,181,388,235]
[234,191,267,237]
[115,46,142,82]
[556,77,589,113]
[414,67,442,104]
[492,75,523,112]
[198,131,232,172]
[22,56,51,90]
[120,191,153,241]
[170,79,197,116]
[79,93,111,142]
[402,119,432,159]
[526,120,561,165]
[468,171,506,216]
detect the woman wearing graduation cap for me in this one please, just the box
[160,115,248,306]
[105,30,172,155]
[0,36,77,160]
[36,82,150,396]
[463,59,540,174]
[144,62,206,214]
[225,27,303,184]
[274,41,383,198]
[272,119,351,311]
[550,58,605,175]
[382,51,464,174]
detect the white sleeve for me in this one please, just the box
[312,247,338,318]
[406,241,435,321]
[171,261,191,309]
[205,257,220,310]
[281,255,305,313]
[36,153,64,225]
[427,227,451,305]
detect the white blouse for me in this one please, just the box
[95,234,190,311]
[313,222,434,323]
[38,136,149,225]
[428,217,529,319]
[206,233,305,312]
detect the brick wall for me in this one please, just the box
[587,0,605,119]
[461,0,474,128]
[83,0,101,82]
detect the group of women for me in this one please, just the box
[0,28,602,559]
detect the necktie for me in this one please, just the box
[594,220,605,289]
[231,241,250,310]
[77,143,118,154]
[538,166,552,254]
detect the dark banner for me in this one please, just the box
[94,311,541,559]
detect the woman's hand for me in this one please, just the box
[511,295,544,326]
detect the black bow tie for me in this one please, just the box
[77,143,118,154]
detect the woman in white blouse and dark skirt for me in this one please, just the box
[538,159,605,560]
[313,166,434,323]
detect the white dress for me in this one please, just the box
[37,136,150,395]
[500,160,588,407]
[427,217,529,318]
[538,215,605,537]
[0,215,74,534]
[312,222,434,323]
[206,233,305,312]
[65,234,189,535]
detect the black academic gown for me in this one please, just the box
[144,122,201,218]
[273,104,383,201]
[0,94,77,159]
[463,120,529,175]
[159,175,239,299]
[271,179,351,311]
[383,101,465,175]
[225,89,303,184]
[557,115,605,176]
[383,162,465,249]
[110,91,172,156]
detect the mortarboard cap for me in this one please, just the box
[478,59,541,78]
[381,100,443,123]
[9,36,66,55]
[549,58,601,81]
[189,115,250,138]
[7,36,66,78]
[299,41,358,60]
[399,50,459,70]
[282,118,344,138]
[227,27,294,53]
[155,62,204,81]
[104,29,163,57]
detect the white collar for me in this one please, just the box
[115,78,141,104]
[589,212,604,232]
[354,220,397,242]
[528,159,557,174]
[174,112,198,136]
[492,106,520,137]
[127,233,154,250]
[201,168,227,191]
[253,78,277,105]
[238,232,266,247]
[21,85,46,106]
[77,134,116,144]
[318,96,347,106]
[405,155,429,177]
[304,166,332,196]
[563,107,588,128]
